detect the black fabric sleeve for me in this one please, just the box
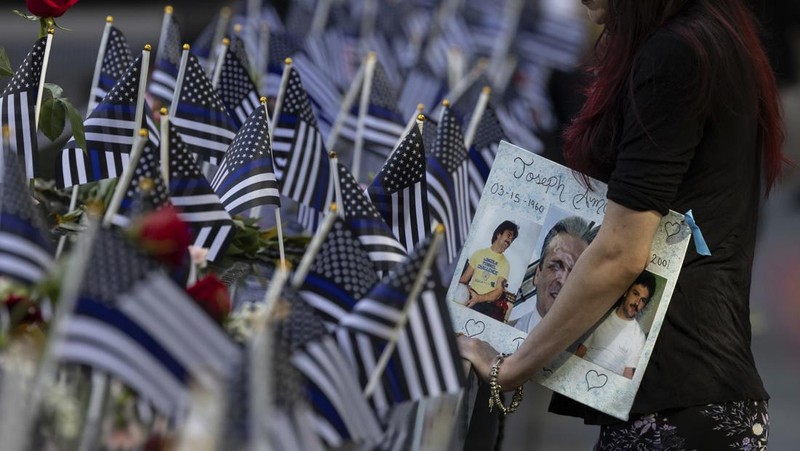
[606,32,708,215]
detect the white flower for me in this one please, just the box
[752,423,764,436]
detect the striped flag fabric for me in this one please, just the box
[148,12,182,107]
[51,227,242,418]
[335,234,465,417]
[0,37,47,180]
[0,146,54,287]
[467,103,507,212]
[215,37,261,129]
[276,288,384,448]
[366,125,431,253]
[166,122,234,263]
[56,54,159,189]
[292,53,341,141]
[298,217,379,329]
[211,103,280,215]
[264,31,299,99]
[89,25,132,113]
[426,104,471,262]
[339,60,406,160]
[108,138,171,228]
[272,65,333,233]
[171,52,238,165]
[336,163,407,274]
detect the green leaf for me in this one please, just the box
[39,98,66,141]
[0,47,12,77]
[65,101,86,154]
[12,10,39,21]
[43,83,64,100]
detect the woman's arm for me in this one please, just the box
[458,200,661,388]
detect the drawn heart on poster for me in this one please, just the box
[464,319,486,337]
[664,221,681,239]
[513,337,524,351]
[585,370,608,391]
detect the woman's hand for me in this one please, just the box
[456,334,499,382]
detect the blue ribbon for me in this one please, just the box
[685,210,711,256]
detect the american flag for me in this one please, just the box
[56,54,160,189]
[52,227,242,418]
[426,104,471,262]
[366,125,431,254]
[339,60,406,160]
[89,25,132,113]
[0,37,47,180]
[272,65,333,233]
[108,137,171,228]
[215,37,261,129]
[211,103,280,216]
[335,234,465,417]
[171,52,238,165]
[0,146,54,286]
[276,288,384,448]
[336,163,407,274]
[166,122,233,263]
[467,103,507,212]
[148,11,182,107]
[298,217,379,329]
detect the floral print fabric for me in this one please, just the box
[595,400,768,450]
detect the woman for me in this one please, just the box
[458,0,786,448]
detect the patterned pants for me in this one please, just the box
[595,400,769,451]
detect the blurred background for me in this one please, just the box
[2,0,798,449]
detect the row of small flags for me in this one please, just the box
[0,0,589,447]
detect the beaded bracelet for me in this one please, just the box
[487,353,524,416]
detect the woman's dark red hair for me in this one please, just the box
[563,0,786,193]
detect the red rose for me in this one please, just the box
[186,274,231,324]
[134,205,192,269]
[26,0,80,18]
[3,293,43,325]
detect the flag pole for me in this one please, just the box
[290,203,338,288]
[155,6,173,63]
[309,0,334,37]
[363,224,445,398]
[268,58,293,136]
[488,0,524,71]
[133,45,151,145]
[103,129,148,226]
[352,51,377,181]
[324,56,367,151]
[329,151,344,215]
[211,37,230,88]
[463,86,491,149]
[435,58,488,118]
[34,28,55,131]
[206,7,232,74]
[103,45,151,226]
[9,215,102,451]
[249,98,285,264]
[261,259,290,320]
[160,107,170,184]
[256,20,269,93]
[169,44,191,120]
[87,16,114,113]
